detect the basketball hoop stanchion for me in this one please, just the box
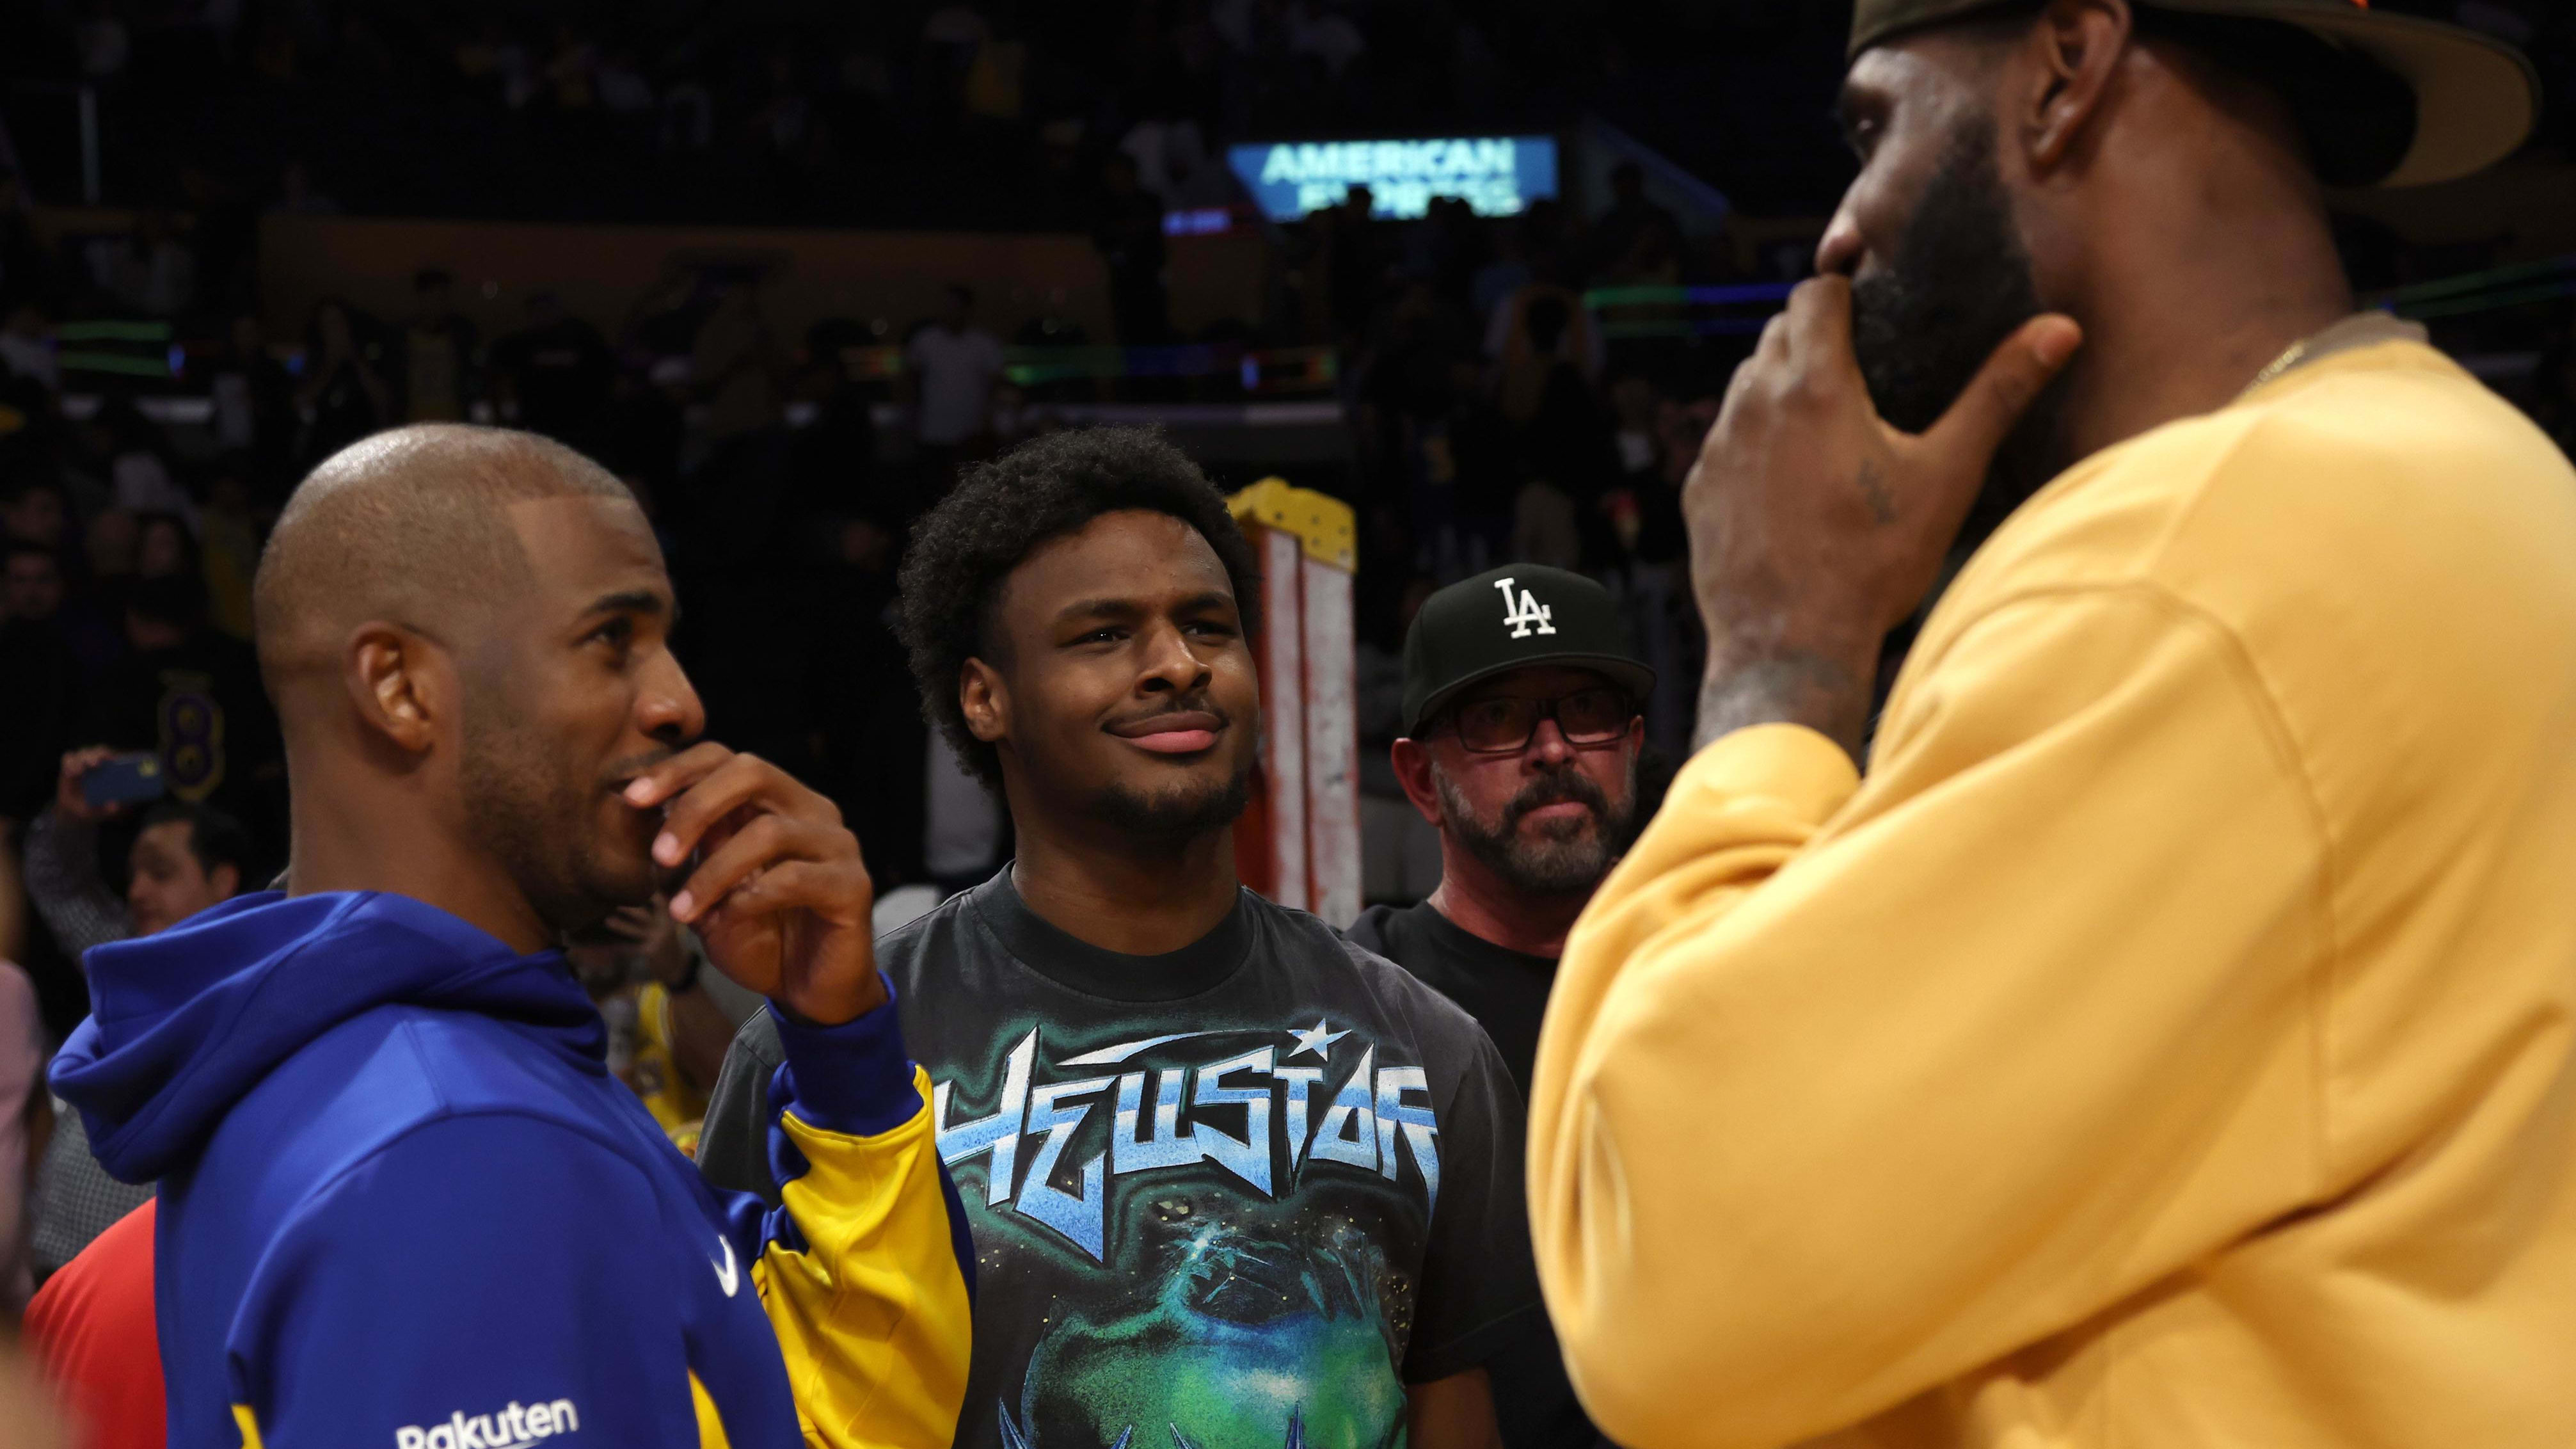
[1227,479,1360,928]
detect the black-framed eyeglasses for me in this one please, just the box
[1445,687,1634,755]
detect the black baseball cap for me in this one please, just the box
[1400,565,1655,738]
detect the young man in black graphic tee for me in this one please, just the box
[698,429,1531,1449]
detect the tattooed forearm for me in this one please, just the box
[1694,645,1872,759]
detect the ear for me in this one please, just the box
[958,658,1008,746]
[2015,0,2134,174]
[210,863,241,899]
[344,622,449,756]
[1389,738,1445,829]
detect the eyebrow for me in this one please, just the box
[1830,79,1875,147]
[1053,590,1237,623]
[584,588,675,622]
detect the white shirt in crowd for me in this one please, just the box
[905,323,1006,447]
[115,450,198,527]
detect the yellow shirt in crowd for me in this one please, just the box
[1530,333,2576,1448]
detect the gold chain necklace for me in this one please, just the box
[2239,338,2312,400]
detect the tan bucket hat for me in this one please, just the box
[1847,0,2541,187]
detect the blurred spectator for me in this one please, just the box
[1092,154,1170,344]
[1470,200,1553,329]
[1,476,69,557]
[662,76,715,152]
[490,292,614,451]
[0,543,80,820]
[692,276,784,442]
[962,20,1029,122]
[0,172,44,314]
[0,1349,68,1448]
[84,573,283,853]
[624,264,713,365]
[1491,284,1603,422]
[1408,195,1488,305]
[193,468,260,641]
[1602,209,1683,288]
[803,513,928,889]
[0,937,36,1311]
[596,47,654,113]
[545,24,600,111]
[563,899,758,1155]
[1,806,24,965]
[23,1199,161,1449]
[399,269,480,424]
[207,315,294,481]
[921,2,993,117]
[74,0,131,80]
[87,214,196,319]
[749,50,817,159]
[1120,113,1222,209]
[103,403,193,524]
[904,283,1006,458]
[1500,295,1616,570]
[0,305,58,390]
[1287,0,1367,76]
[292,299,390,469]
[269,159,340,216]
[1589,161,1679,279]
[132,513,190,582]
[24,753,256,1279]
[1324,184,1390,342]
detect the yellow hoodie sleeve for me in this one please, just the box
[1529,584,2329,1449]
[745,1004,974,1449]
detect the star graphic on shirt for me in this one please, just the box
[1287,1019,1349,1061]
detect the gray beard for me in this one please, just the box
[1433,758,1637,898]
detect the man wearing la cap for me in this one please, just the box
[1351,564,1651,1449]
[1529,3,2576,1448]
[1353,564,1652,1103]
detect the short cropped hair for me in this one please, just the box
[139,798,257,886]
[896,428,1261,788]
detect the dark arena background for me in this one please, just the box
[0,2,2573,1436]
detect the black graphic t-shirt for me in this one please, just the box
[1345,903,1607,1449]
[698,871,1541,1449]
[1347,902,1560,1103]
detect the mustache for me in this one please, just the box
[603,745,681,788]
[1502,768,1610,830]
[1131,696,1233,728]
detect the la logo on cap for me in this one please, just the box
[1494,577,1557,639]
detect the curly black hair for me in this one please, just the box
[896,428,1262,789]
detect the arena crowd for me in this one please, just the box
[1,1,2575,1447]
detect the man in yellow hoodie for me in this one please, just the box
[1527,3,2576,1447]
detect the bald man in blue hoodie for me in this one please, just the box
[51,426,973,1448]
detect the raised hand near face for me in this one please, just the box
[622,745,884,1026]
[1684,275,2079,757]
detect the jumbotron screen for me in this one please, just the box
[1227,136,1561,221]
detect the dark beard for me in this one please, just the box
[1435,760,1639,897]
[1091,759,1255,845]
[1851,112,2071,556]
[459,689,645,937]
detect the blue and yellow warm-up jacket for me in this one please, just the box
[49,891,973,1449]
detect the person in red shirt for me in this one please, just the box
[22,1199,162,1449]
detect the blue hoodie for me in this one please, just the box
[52,891,974,1449]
